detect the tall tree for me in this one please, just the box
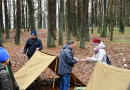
[102,0,107,37]
[128,0,130,27]
[80,0,89,48]
[38,0,42,28]
[15,0,21,44]
[109,0,114,41]
[13,0,16,30]
[25,0,27,29]
[66,0,71,41]
[85,0,89,41]
[43,13,46,28]
[71,0,76,36]
[8,0,11,29]
[119,0,124,33]
[76,0,82,41]
[28,0,36,31]
[59,0,64,45]
[1,0,4,34]
[91,0,94,33]
[21,0,25,30]
[0,0,3,46]
[4,0,10,39]
[97,0,102,35]
[94,0,98,27]
[47,0,56,47]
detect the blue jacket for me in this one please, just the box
[23,38,43,57]
[58,44,77,75]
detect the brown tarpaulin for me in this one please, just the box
[85,62,130,90]
[14,50,83,90]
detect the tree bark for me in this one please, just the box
[4,0,10,39]
[26,0,27,29]
[80,0,89,48]
[21,0,25,30]
[94,0,98,27]
[59,0,64,45]
[71,0,76,36]
[85,0,89,41]
[28,0,36,31]
[8,0,11,29]
[47,0,56,47]
[15,0,21,44]
[119,0,124,33]
[0,0,3,44]
[66,0,71,41]
[43,13,46,28]
[91,0,94,33]
[13,0,16,30]
[102,0,107,37]
[110,0,114,41]
[76,0,82,41]
[38,0,42,28]
[0,1,4,34]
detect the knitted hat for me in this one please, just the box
[92,38,100,45]
[31,30,36,36]
[0,47,9,63]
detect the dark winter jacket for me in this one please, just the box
[58,44,77,75]
[23,37,43,57]
[7,61,19,90]
[0,64,13,90]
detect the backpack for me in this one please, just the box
[106,55,111,65]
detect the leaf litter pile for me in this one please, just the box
[3,28,130,90]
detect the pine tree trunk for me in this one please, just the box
[66,0,71,41]
[28,0,36,31]
[103,0,107,37]
[8,0,11,30]
[128,0,130,27]
[0,0,3,43]
[94,0,98,27]
[71,0,76,36]
[91,0,94,33]
[76,0,82,41]
[59,0,64,45]
[110,0,114,41]
[4,0,10,39]
[85,0,89,41]
[26,0,27,29]
[47,0,56,47]
[38,0,42,28]
[15,0,21,44]
[80,0,89,48]
[43,13,46,28]
[21,0,25,29]
[119,0,124,33]
[13,0,16,30]
[1,1,4,34]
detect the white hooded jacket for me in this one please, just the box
[90,42,107,64]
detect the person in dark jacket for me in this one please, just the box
[0,47,13,90]
[58,40,78,90]
[23,30,43,60]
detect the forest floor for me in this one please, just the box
[3,27,130,90]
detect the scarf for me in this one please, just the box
[93,46,105,54]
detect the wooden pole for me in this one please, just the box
[52,58,58,89]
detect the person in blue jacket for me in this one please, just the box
[58,40,78,90]
[23,30,43,60]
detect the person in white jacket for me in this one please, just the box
[86,38,107,64]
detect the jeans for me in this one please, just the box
[60,74,70,90]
